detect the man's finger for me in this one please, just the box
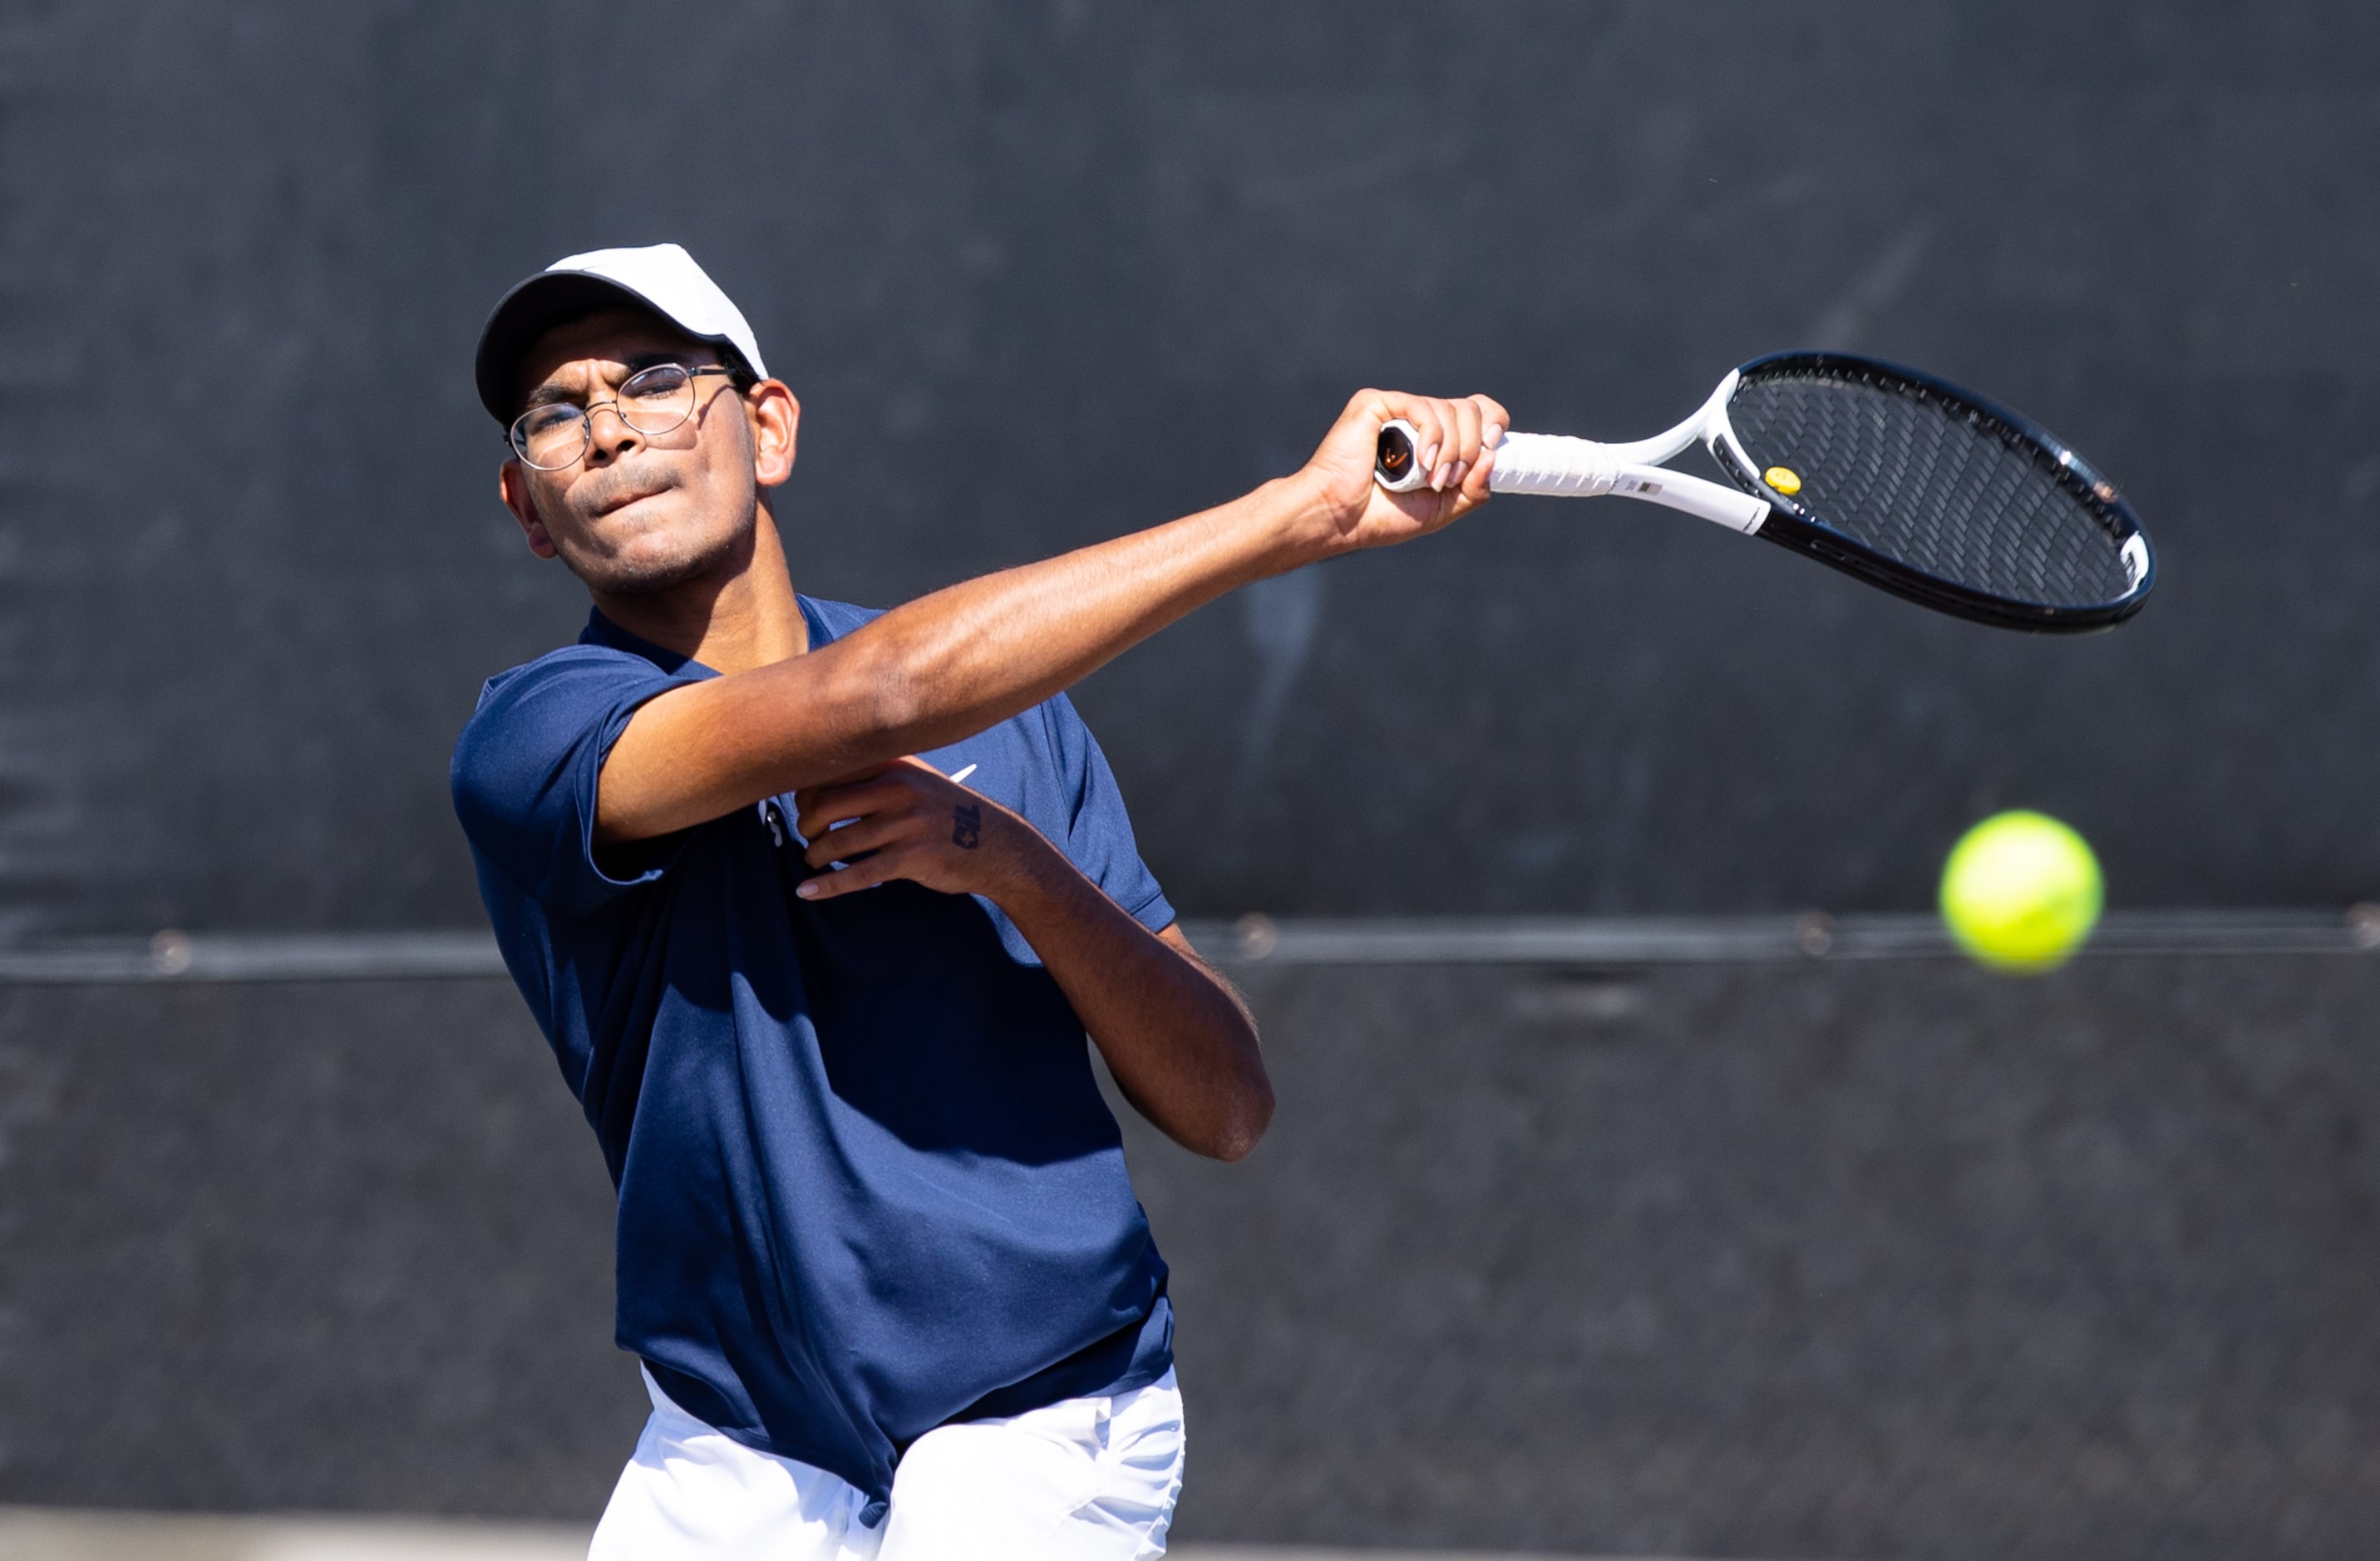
[1459,396,1503,503]
[792,759,914,813]
[1408,397,1446,487]
[1457,441,1497,505]
[1443,397,1484,490]
[1399,401,1446,481]
[800,811,923,871]
[796,777,916,838]
[794,851,906,901]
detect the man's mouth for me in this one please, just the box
[586,470,676,519]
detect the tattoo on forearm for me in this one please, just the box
[951,802,982,849]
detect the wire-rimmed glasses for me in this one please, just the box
[507,363,745,471]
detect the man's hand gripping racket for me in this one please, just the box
[1375,352,2154,632]
[1303,390,1511,550]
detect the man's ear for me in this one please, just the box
[748,381,800,489]
[499,461,561,559]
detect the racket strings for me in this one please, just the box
[1811,389,2097,601]
[1727,375,2133,608]
[1905,409,2058,597]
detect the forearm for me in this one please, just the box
[600,387,1508,844]
[995,843,1272,1162]
[603,476,1329,840]
[823,480,1323,761]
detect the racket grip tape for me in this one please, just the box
[1373,418,1619,498]
[1374,417,1618,497]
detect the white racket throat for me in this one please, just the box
[1379,372,1772,535]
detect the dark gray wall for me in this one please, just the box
[8,953,2380,1560]
[6,4,2380,934]
[0,978,638,1516]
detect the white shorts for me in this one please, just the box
[589,1366,1185,1561]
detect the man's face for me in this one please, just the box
[499,309,798,595]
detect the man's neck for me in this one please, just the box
[588,503,809,673]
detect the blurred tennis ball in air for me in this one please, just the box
[1938,810,2102,973]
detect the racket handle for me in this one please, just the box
[1484,432,1624,497]
[1372,420,1632,498]
[1372,421,1767,534]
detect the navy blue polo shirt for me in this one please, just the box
[451,597,1175,1519]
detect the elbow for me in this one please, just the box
[1204,1071,1275,1164]
[803,625,934,756]
[848,646,930,744]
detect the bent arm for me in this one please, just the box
[790,761,1275,1165]
[1008,864,1271,1162]
[595,390,1507,843]
[789,761,1269,1159]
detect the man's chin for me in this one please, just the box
[554,489,758,597]
[559,521,723,596]
[570,549,720,597]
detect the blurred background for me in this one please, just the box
[4,3,2380,1558]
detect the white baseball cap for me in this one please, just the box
[474,243,771,424]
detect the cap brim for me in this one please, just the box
[472,270,748,426]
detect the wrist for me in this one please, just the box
[978,815,1077,915]
[1242,470,1352,570]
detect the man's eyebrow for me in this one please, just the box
[524,350,721,410]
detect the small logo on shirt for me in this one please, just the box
[951,802,982,850]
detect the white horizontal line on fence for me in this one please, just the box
[0,930,509,984]
[0,909,2373,986]
[1184,908,2380,967]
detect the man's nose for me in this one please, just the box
[584,400,643,465]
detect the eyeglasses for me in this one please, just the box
[507,362,746,471]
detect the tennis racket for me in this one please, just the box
[1376,352,2153,632]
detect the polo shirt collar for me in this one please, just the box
[579,599,843,673]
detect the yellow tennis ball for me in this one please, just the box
[1939,810,2102,973]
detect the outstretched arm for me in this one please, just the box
[594,389,1507,844]
[792,761,1269,1160]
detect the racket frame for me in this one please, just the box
[1717,352,2153,633]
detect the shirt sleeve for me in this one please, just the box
[1040,692,1175,933]
[450,648,709,916]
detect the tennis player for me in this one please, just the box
[451,244,1505,1559]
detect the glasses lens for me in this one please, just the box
[511,405,589,470]
[619,364,697,436]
